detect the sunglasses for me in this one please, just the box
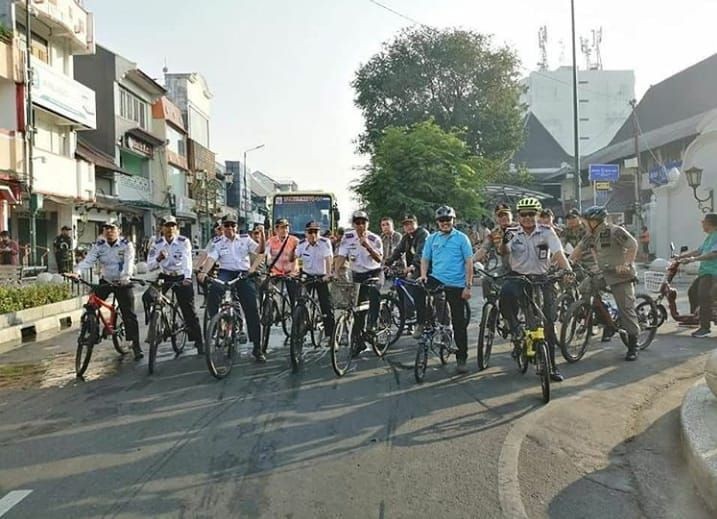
[519,212,537,218]
[223,223,237,228]
[436,217,452,223]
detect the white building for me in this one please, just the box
[0,0,95,265]
[521,67,635,156]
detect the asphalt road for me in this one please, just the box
[0,290,712,518]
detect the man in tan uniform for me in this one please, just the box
[570,206,641,361]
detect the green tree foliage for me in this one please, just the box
[352,120,498,224]
[353,27,525,159]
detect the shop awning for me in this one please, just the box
[76,140,134,176]
[119,199,165,210]
[126,127,165,148]
[0,185,20,204]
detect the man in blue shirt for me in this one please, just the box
[419,206,474,373]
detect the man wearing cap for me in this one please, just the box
[53,225,74,274]
[198,215,267,361]
[145,216,203,353]
[295,220,335,337]
[265,217,300,305]
[475,203,513,268]
[334,210,384,347]
[70,220,143,360]
[385,214,429,337]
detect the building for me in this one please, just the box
[583,53,717,257]
[521,67,635,157]
[0,0,96,266]
[225,160,251,222]
[74,44,166,255]
[164,72,217,244]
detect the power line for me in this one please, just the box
[367,0,428,27]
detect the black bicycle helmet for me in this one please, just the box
[435,206,456,219]
[582,205,608,222]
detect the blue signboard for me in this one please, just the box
[648,160,681,187]
[589,164,620,182]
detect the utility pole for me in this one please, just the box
[630,99,643,234]
[24,0,37,265]
[570,0,582,211]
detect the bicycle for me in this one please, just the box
[259,274,293,353]
[560,267,658,363]
[144,278,189,375]
[475,273,511,371]
[329,277,394,377]
[413,281,461,383]
[289,273,330,372]
[495,271,567,403]
[65,276,136,378]
[204,273,254,379]
[382,266,419,345]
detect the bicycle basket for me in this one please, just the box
[643,271,666,293]
[330,281,356,310]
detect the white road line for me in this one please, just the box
[0,490,33,518]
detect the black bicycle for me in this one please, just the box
[144,278,189,375]
[259,274,293,353]
[475,274,511,371]
[204,273,253,379]
[289,273,330,372]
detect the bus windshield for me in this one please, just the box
[273,194,333,236]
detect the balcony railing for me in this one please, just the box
[17,0,94,54]
[0,38,22,82]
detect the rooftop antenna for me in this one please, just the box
[537,25,549,71]
[592,27,603,70]
[558,39,566,66]
[580,36,592,70]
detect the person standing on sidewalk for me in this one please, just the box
[145,216,203,354]
[677,213,717,338]
[380,217,403,269]
[0,231,19,265]
[53,226,74,274]
[70,220,143,360]
[639,226,651,260]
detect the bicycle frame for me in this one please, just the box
[86,291,118,335]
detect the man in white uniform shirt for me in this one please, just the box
[145,216,203,353]
[198,215,267,361]
[334,210,383,352]
[295,220,335,337]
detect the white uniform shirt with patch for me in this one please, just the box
[504,224,563,275]
[147,235,192,279]
[207,234,259,272]
[338,230,383,273]
[75,237,135,282]
[296,237,333,276]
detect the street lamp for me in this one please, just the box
[685,166,714,213]
[243,144,265,222]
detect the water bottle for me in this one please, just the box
[605,300,619,322]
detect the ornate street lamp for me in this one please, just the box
[685,166,714,213]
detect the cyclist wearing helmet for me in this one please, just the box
[419,206,474,374]
[334,210,384,351]
[570,206,641,361]
[497,197,572,382]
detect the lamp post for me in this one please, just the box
[685,166,714,213]
[243,144,265,223]
[570,0,582,211]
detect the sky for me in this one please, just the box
[84,0,717,217]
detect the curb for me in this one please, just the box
[680,379,717,513]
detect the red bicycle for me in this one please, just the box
[66,276,133,377]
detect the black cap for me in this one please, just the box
[61,225,72,231]
[352,210,369,222]
[401,214,417,223]
[566,208,581,219]
[221,214,237,225]
[305,220,321,230]
[274,218,289,227]
[494,203,511,215]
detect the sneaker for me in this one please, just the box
[132,344,144,361]
[456,359,469,374]
[625,349,638,361]
[550,369,565,382]
[238,331,248,344]
[691,328,712,338]
[252,347,266,362]
[412,324,424,339]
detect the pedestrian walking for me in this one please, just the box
[53,225,74,273]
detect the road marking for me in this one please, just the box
[0,490,33,518]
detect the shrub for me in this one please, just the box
[0,283,72,314]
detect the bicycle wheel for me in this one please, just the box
[437,330,454,365]
[290,304,309,372]
[535,340,551,403]
[631,294,659,350]
[206,311,237,379]
[414,342,428,383]
[371,296,394,358]
[331,313,353,377]
[280,294,293,338]
[477,302,497,371]
[308,300,325,348]
[260,296,274,354]
[111,310,128,355]
[147,310,162,375]
[76,312,98,377]
[559,301,593,363]
[385,293,405,346]
[516,340,529,374]
[170,305,188,356]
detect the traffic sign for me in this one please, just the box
[589,164,620,182]
[594,182,611,191]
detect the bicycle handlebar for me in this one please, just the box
[206,272,256,288]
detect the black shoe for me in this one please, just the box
[252,347,266,362]
[625,349,638,361]
[601,327,616,342]
[550,369,565,382]
[195,341,204,355]
[132,344,144,361]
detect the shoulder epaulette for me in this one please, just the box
[212,235,223,243]
[96,239,105,245]
[319,237,329,243]
[299,239,307,244]
[368,234,380,242]
[120,237,130,245]
[155,238,163,244]
[344,232,355,239]
[177,236,186,242]
[239,233,249,238]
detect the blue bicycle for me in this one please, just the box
[383,267,419,346]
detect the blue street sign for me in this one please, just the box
[589,164,620,182]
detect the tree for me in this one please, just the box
[352,27,525,160]
[352,120,498,225]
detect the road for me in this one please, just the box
[0,289,712,518]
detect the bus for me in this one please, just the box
[271,192,340,238]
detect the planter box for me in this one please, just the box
[0,296,86,328]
